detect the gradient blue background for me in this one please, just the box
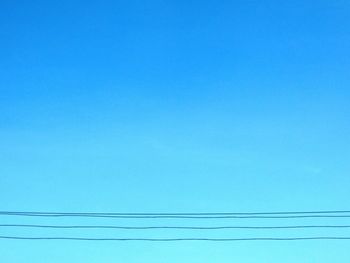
[1,0,350,262]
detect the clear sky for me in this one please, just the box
[1,0,350,262]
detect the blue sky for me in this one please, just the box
[1,0,350,262]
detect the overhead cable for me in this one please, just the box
[1,235,350,241]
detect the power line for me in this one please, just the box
[1,211,350,219]
[1,235,350,241]
[1,210,350,215]
[2,224,350,230]
[2,211,350,242]
[1,215,350,219]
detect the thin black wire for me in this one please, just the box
[1,210,350,215]
[2,210,350,219]
[1,214,350,219]
[1,236,350,241]
[2,224,350,230]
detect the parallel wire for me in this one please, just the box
[2,211,350,242]
[1,214,350,219]
[1,236,350,241]
[1,210,350,215]
[2,224,350,230]
[2,211,350,219]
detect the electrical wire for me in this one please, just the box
[1,236,350,241]
[1,224,350,230]
[1,210,350,215]
[1,211,350,219]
